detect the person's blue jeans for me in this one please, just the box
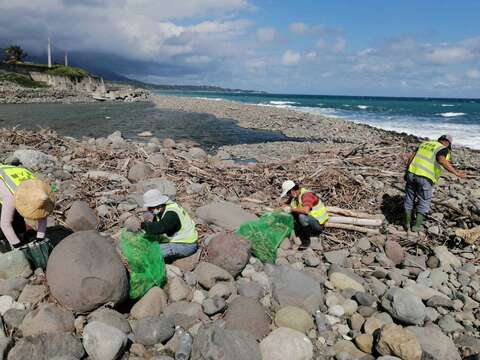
[404,172,433,215]
[294,214,323,247]
[159,243,198,260]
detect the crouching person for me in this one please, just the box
[141,189,198,260]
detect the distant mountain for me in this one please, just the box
[19,50,263,93]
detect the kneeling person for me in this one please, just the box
[141,189,198,260]
[280,180,328,250]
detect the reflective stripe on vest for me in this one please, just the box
[157,202,198,244]
[408,141,451,184]
[0,165,36,194]
[291,188,329,225]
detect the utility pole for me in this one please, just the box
[64,51,68,66]
[47,38,52,68]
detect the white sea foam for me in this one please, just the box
[437,112,466,117]
[269,101,298,105]
[441,104,454,107]
[294,106,480,149]
[357,105,368,109]
[195,97,224,101]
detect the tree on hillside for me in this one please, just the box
[3,45,27,63]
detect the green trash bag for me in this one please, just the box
[21,238,54,270]
[119,231,167,300]
[236,212,294,263]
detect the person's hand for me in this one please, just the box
[283,206,292,214]
[456,170,466,178]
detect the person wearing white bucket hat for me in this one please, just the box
[141,189,198,260]
[280,180,328,250]
[0,165,55,250]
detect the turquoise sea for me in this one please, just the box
[155,91,480,150]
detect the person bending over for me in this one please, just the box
[0,165,55,250]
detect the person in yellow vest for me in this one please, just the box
[0,165,55,250]
[140,189,198,260]
[404,134,465,232]
[280,180,329,250]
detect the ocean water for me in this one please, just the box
[155,91,480,150]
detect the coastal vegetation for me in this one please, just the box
[0,69,46,88]
[3,44,27,63]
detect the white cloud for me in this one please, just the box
[467,68,480,79]
[425,46,474,64]
[256,27,276,42]
[333,37,346,52]
[281,50,301,65]
[289,22,308,34]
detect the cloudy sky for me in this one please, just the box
[1,0,480,97]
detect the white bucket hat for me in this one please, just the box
[143,189,169,208]
[280,180,296,198]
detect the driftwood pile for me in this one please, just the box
[0,128,479,257]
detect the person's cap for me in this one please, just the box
[280,180,296,198]
[143,189,169,208]
[15,179,55,220]
[438,134,453,144]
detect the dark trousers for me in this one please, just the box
[293,214,323,247]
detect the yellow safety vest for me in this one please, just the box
[0,165,36,203]
[408,141,451,184]
[152,202,198,244]
[291,188,329,225]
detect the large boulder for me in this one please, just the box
[375,324,422,360]
[381,288,425,326]
[433,246,461,272]
[127,162,153,182]
[224,296,270,339]
[196,201,257,231]
[20,303,74,337]
[0,252,31,280]
[275,306,314,333]
[87,308,131,334]
[12,149,56,170]
[193,262,233,289]
[65,201,98,232]
[191,325,262,360]
[266,264,324,314]
[205,233,251,276]
[7,332,85,360]
[260,327,313,360]
[83,321,128,360]
[407,325,461,360]
[130,316,175,346]
[46,231,128,313]
[328,265,365,292]
[130,287,168,319]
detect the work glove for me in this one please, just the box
[283,206,292,214]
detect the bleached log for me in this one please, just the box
[324,222,380,235]
[327,216,383,227]
[327,206,385,221]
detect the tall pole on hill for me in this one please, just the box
[47,38,52,68]
[64,51,68,66]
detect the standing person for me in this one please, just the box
[0,165,55,250]
[404,135,465,232]
[280,180,329,250]
[141,189,198,260]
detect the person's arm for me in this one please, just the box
[437,156,466,178]
[36,218,47,240]
[0,195,21,246]
[142,211,181,235]
[405,152,416,168]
